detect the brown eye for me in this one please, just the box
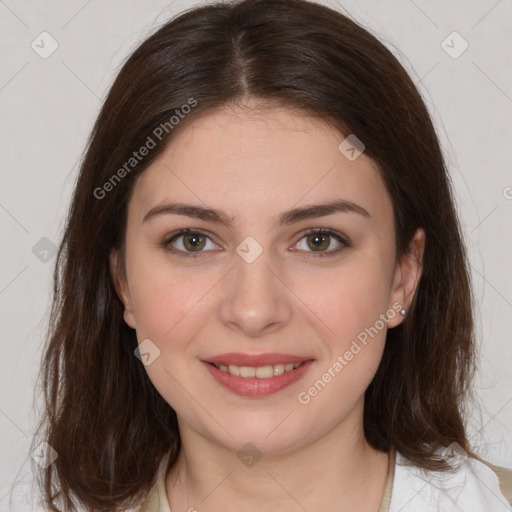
[306,233,330,251]
[295,229,348,257]
[182,233,206,251]
[165,230,218,255]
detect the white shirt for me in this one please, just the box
[388,450,512,511]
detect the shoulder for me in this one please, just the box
[389,449,512,512]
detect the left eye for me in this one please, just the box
[294,229,348,256]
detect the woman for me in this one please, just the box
[32,0,512,510]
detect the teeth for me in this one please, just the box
[228,365,240,376]
[215,362,304,378]
[240,366,256,378]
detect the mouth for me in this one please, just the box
[201,355,315,397]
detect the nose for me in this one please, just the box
[219,246,293,337]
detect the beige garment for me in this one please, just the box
[483,460,512,505]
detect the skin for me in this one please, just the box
[112,99,425,512]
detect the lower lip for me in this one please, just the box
[202,360,314,397]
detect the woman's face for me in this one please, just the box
[113,101,424,454]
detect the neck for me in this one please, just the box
[165,404,390,512]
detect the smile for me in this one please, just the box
[202,358,314,397]
[211,362,303,378]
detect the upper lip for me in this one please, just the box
[203,353,314,367]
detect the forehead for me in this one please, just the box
[129,104,393,228]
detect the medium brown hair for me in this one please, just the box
[33,0,477,509]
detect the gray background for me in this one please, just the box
[1,0,511,508]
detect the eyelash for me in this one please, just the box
[162,228,350,259]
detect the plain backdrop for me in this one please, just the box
[1,0,511,508]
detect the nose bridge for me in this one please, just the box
[220,237,292,336]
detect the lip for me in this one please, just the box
[201,358,315,397]
[203,352,313,367]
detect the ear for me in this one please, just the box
[387,227,425,328]
[109,250,137,329]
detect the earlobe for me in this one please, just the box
[387,228,426,328]
[109,250,137,329]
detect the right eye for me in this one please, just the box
[163,229,221,257]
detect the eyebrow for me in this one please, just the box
[142,198,370,227]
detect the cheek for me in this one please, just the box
[298,259,392,347]
[125,257,212,407]
[291,256,393,411]
[125,240,215,337]
[294,267,390,422]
